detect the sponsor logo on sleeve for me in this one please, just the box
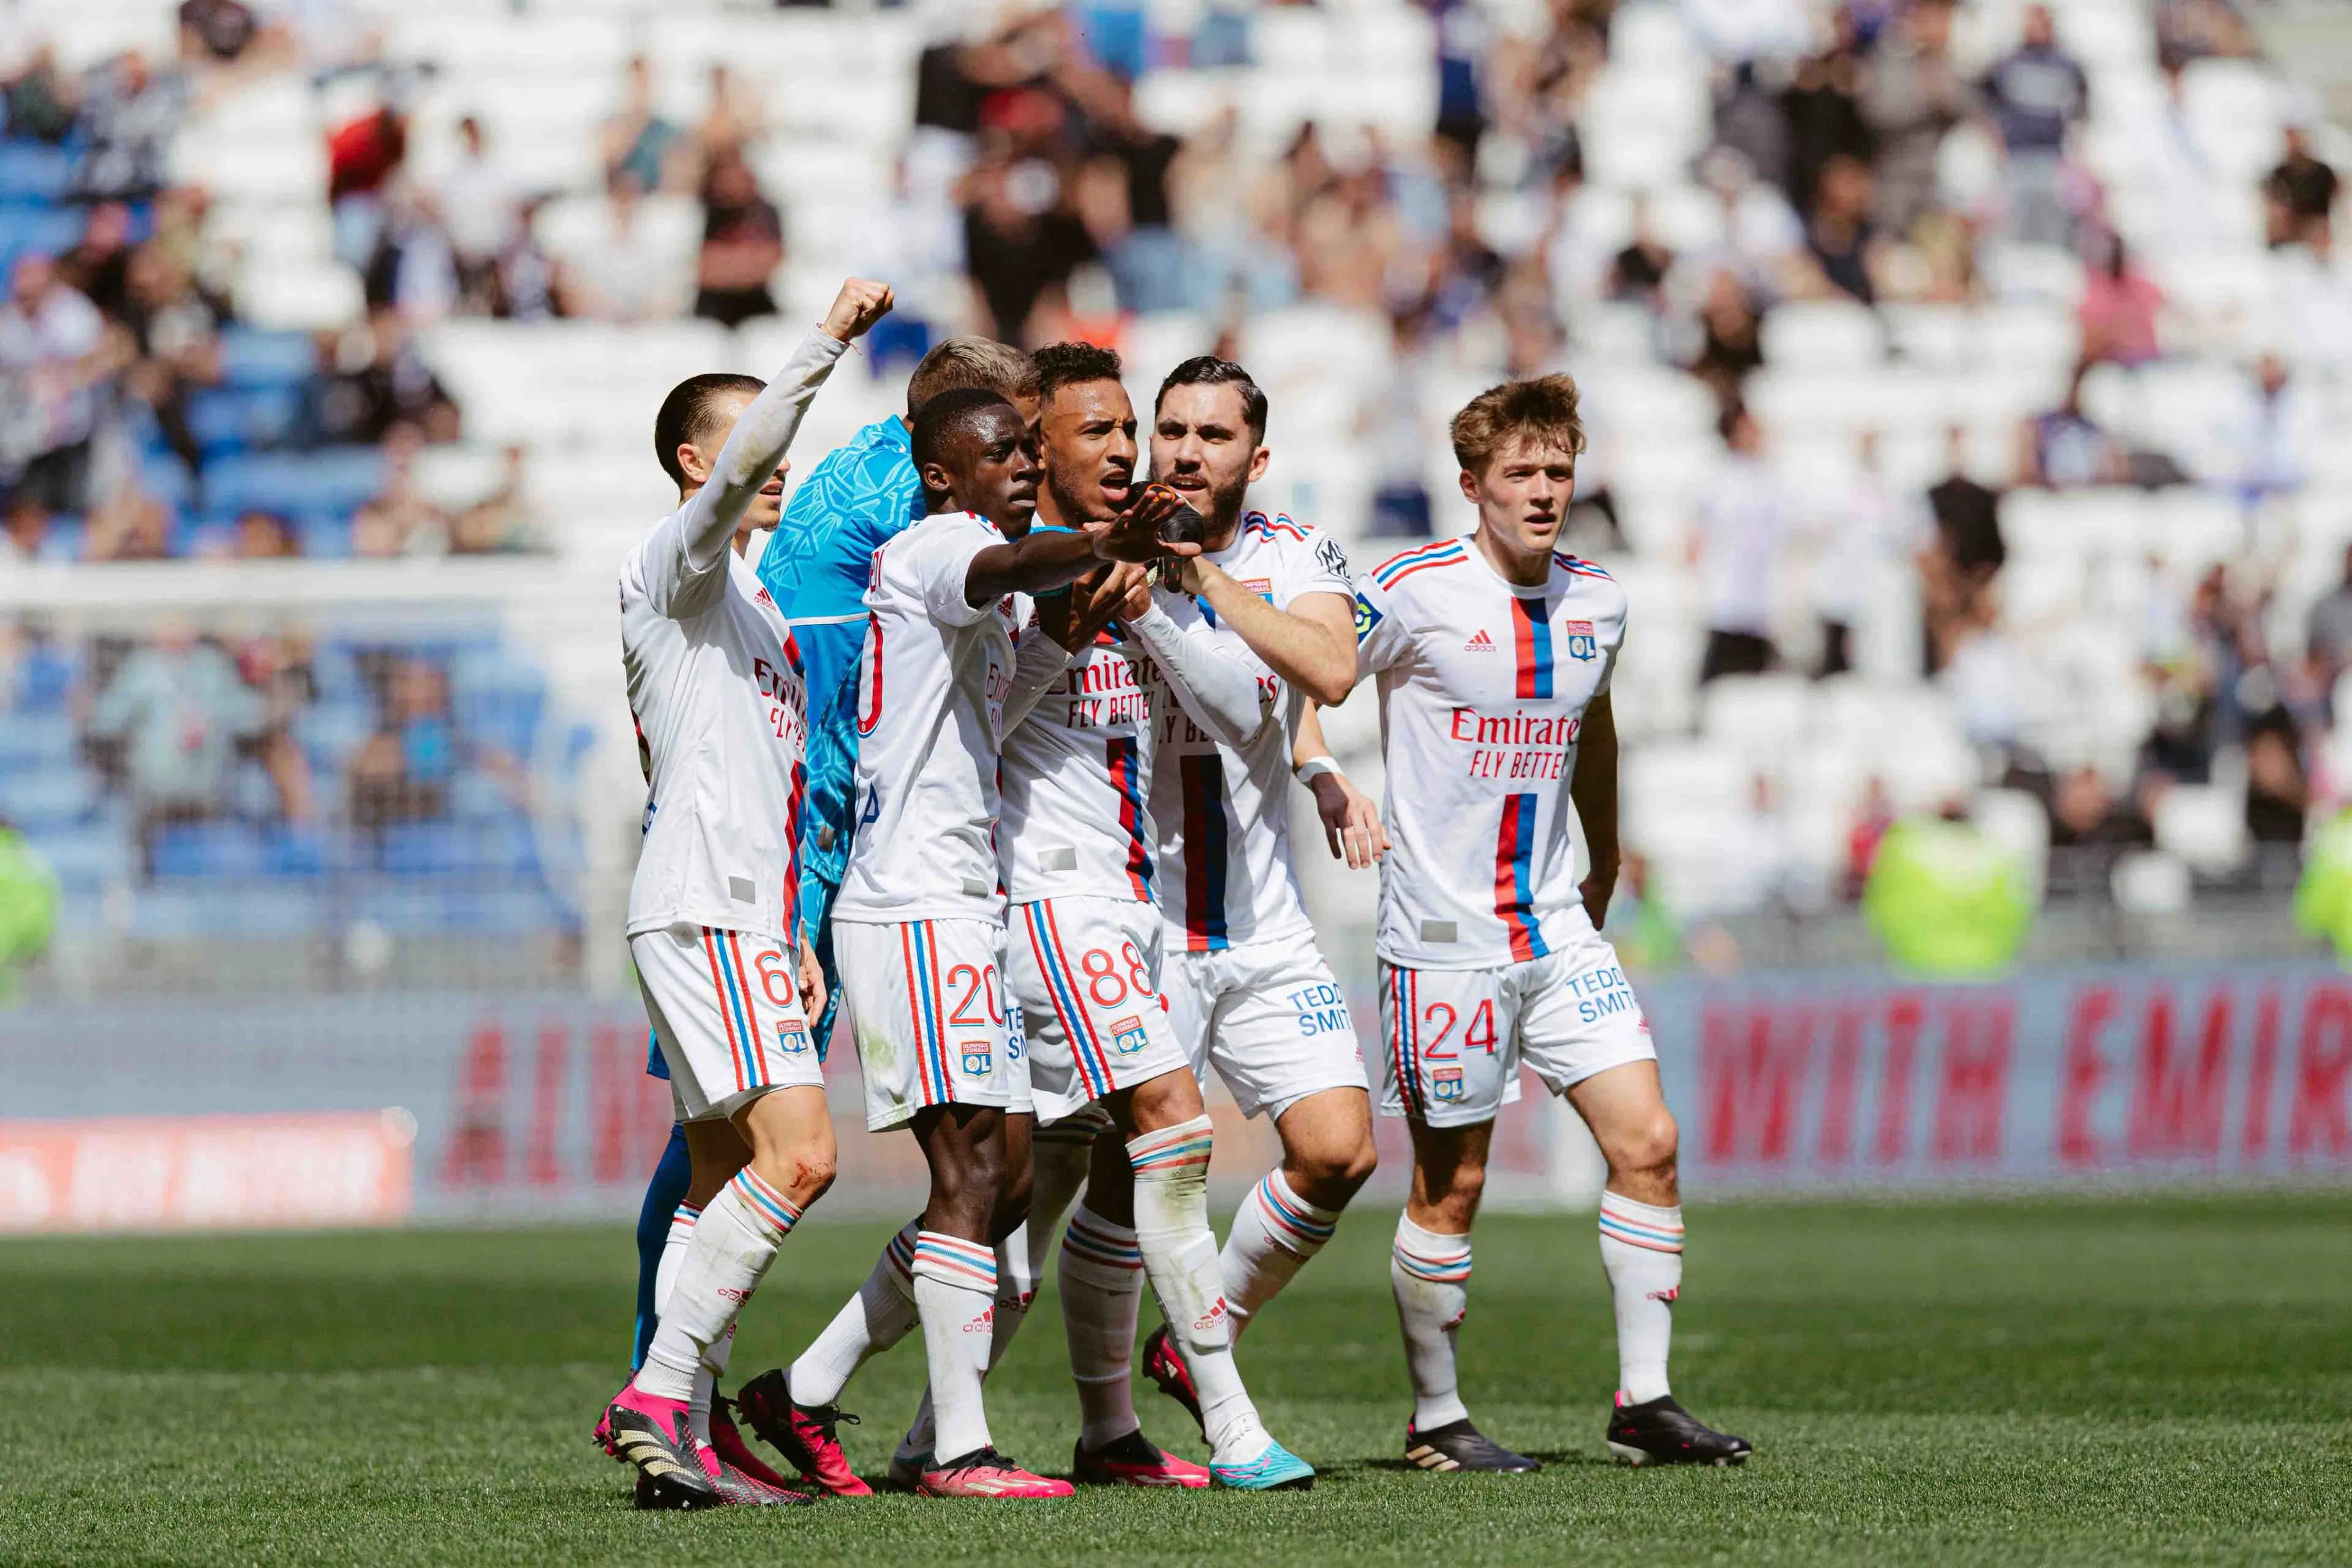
[1354,591,1383,643]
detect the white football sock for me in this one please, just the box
[654,1199,699,1317]
[788,1219,919,1409]
[1390,1212,1472,1430]
[1129,1117,1267,1466]
[1219,1168,1340,1342]
[1597,1191,1684,1405]
[898,1116,1093,1458]
[910,1231,998,1464]
[636,1170,801,1403]
[1060,1202,1145,1451]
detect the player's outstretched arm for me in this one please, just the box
[674,278,894,575]
[1295,701,1387,869]
[1569,690,1621,928]
[1128,595,1269,748]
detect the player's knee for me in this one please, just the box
[1293,1134,1377,1200]
[1611,1109,1679,1180]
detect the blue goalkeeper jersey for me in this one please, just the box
[755,413,922,892]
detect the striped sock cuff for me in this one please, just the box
[1061,1205,1144,1272]
[1251,1170,1338,1257]
[1037,1105,1112,1148]
[727,1169,802,1239]
[1392,1216,1472,1284]
[669,1202,702,1235]
[883,1219,920,1281]
[1598,1193,1684,1255]
[911,1231,999,1292]
[1126,1114,1214,1175]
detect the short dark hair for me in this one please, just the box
[1155,355,1268,442]
[654,372,765,487]
[907,336,1035,419]
[1033,341,1124,408]
[911,387,1017,472]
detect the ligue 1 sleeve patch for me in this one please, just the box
[1354,590,1384,644]
[1564,619,1598,661]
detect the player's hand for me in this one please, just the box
[1041,562,1150,650]
[1580,862,1618,930]
[821,278,895,343]
[797,938,827,1021]
[1091,484,1201,564]
[1310,770,1388,868]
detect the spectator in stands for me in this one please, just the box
[306,307,458,445]
[1814,429,1924,677]
[2265,121,2339,250]
[1717,772,1822,913]
[81,483,172,562]
[1693,401,1791,683]
[602,54,685,196]
[177,0,265,67]
[1692,146,1807,290]
[2019,363,2124,489]
[347,658,525,833]
[447,445,543,555]
[437,118,522,309]
[1,43,79,143]
[692,148,785,328]
[1844,774,1897,901]
[118,236,227,480]
[325,96,405,259]
[86,626,267,873]
[1713,62,1790,195]
[4,497,54,564]
[2223,352,2319,505]
[362,184,460,323]
[2155,0,2256,63]
[232,509,298,559]
[2245,712,2309,851]
[1923,425,2005,673]
[491,196,558,322]
[693,64,764,170]
[1605,192,1675,314]
[962,135,1097,343]
[555,173,684,325]
[1860,0,1968,239]
[0,254,110,515]
[2076,230,2163,368]
[352,426,443,557]
[1684,266,1765,401]
[59,202,136,320]
[2305,544,2352,693]
[1980,4,2088,247]
[2047,763,2154,898]
[72,51,184,204]
[1781,14,1871,221]
[1799,153,1885,304]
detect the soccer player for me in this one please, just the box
[802,383,1188,1499]
[598,277,895,1509]
[1124,357,1389,1415]
[996,342,1309,1490]
[1349,375,1751,1469]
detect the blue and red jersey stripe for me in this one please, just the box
[1022,902,1117,1101]
[1179,753,1230,952]
[1492,793,1547,962]
[1389,967,1428,1119]
[900,919,954,1105]
[1509,595,1554,699]
[1370,538,1468,592]
[1105,734,1154,900]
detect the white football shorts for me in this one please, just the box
[1374,924,1656,1128]
[1008,896,1193,1125]
[1162,930,1367,1122]
[630,924,824,1124]
[834,916,1031,1131]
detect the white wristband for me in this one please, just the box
[1294,755,1341,785]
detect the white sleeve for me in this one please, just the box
[1286,526,1353,603]
[1351,575,1412,680]
[642,325,850,619]
[1129,602,1269,748]
[900,515,1000,628]
[999,627,1074,736]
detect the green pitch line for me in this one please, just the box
[1,1196,2348,1566]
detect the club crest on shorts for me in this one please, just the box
[960,1040,993,1077]
[774,1020,811,1056]
[1432,1066,1465,1102]
[1110,1016,1148,1055]
[1564,619,1598,661]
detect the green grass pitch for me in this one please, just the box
[2,1195,2348,1566]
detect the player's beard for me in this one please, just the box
[1044,459,1124,528]
[1194,464,1252,541]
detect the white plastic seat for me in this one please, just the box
[1760,300,1885,369]
[2153,785,2250,874]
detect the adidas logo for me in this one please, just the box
[1648,1284,1681,1305]
[1464,630,1496,652]
[963,1306,995,1333]
[1193,1298,1229,1332]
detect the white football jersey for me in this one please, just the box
[1352,535,1627,970]
[621,517,809,940]
[1000,617,1158,905]
[1146,511,1352,952]
[834,510,1028,924]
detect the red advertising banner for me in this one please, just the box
[0,1112,415,1233]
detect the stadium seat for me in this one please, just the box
[233,261,364,332]
[0,139,72,202]
[207,447,385,516]
[218,328,318,390]
[1759,300,1885,369]
[2152,784,2248,874]
[150,823,270,881]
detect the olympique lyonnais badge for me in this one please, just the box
[960,1041,993,1077]
[1564,619,1598,661]
[1242,577,1273,604]
[1433,1066,1466,1102]
[775,1022,811,1056]
[1111,1016,1148,1055]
